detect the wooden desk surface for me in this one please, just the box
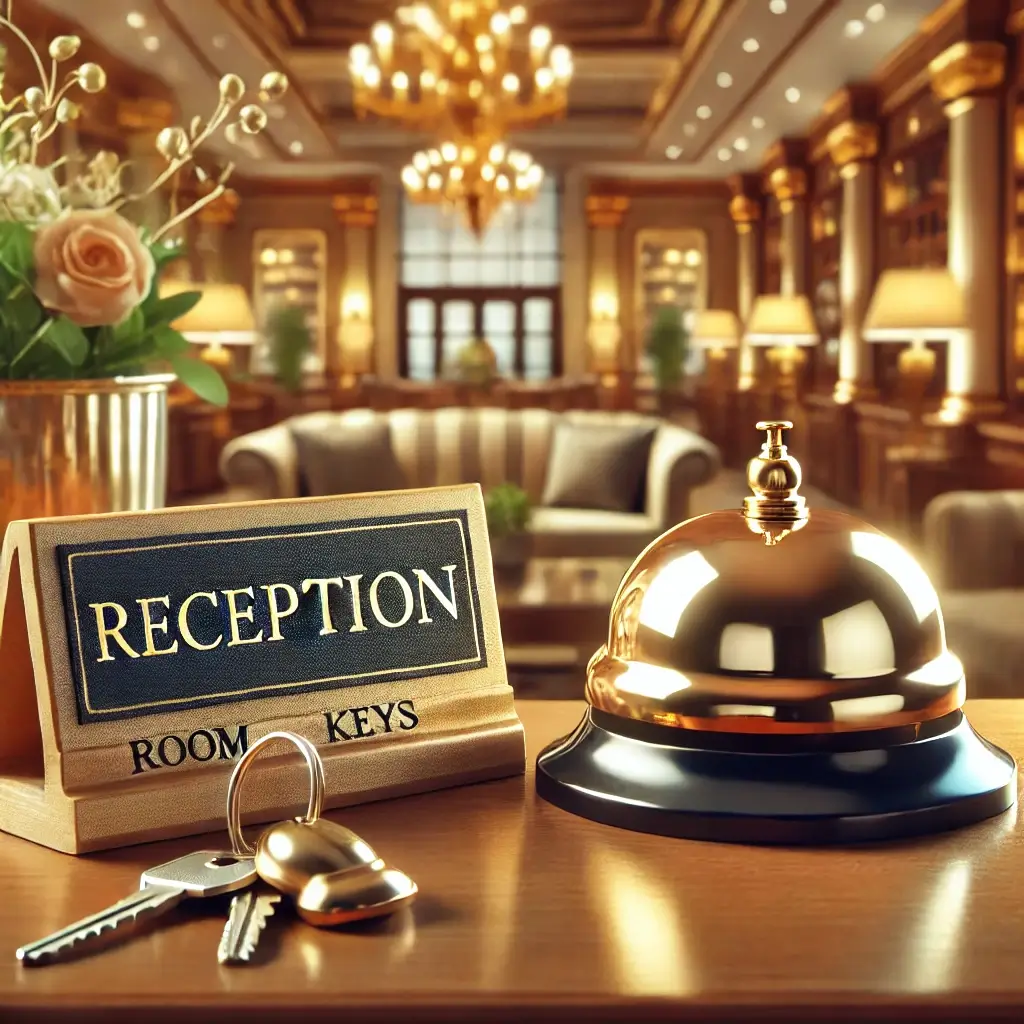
[4,700,1024,1023]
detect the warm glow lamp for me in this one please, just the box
[692,309,740,381]
[162,281,257,370]
[862,267,966,409]
[743,294,818,395]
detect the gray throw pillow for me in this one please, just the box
[541,422,656,513]
[290,419,407,497]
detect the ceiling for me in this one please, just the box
[35,0,947,180]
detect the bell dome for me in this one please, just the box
[588,421,962,736]
[537,422,1015,844]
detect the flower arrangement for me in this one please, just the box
[0,5,287,404]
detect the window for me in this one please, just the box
[399,177,562,379]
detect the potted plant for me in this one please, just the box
[645,305,689,410]
[484,482,532,571]
[0,11,287,537]
[266,303,313,393]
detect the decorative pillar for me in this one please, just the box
[333,193,379,386]
[768,166,808,297]
[585,195,629,381]
[195,189,239,283]
[930,41,1006,417]
[116,99,176,235]
[828,121,879,404]
[728,180,761,390]
[561,168,588,377]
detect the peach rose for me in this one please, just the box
[34,209,155,327]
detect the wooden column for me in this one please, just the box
[584,194,629,380]
[728,176,761,391]
[930,41,1007,419]
[333,193,379,385]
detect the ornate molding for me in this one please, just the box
[116,98,175,133]
[728,194,760,226]
[585,195,630,229]
[929,41,1006,103]
[197,188,240,227]
[333,195,379,228]
[766,166,807,203]
[826,121,879,169]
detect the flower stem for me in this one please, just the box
[8,316,50,375]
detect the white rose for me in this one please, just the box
[0,164,63,225]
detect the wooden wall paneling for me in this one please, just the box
[1006,26,1024,408]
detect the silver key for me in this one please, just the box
[16,850,257,967]
[218,890,281,965]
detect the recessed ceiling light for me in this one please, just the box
[866,3,886,21]
[769,0,787,13]
[717,147,732,162]
[785,87,801,103]
[682,123,697,137]
[212,35,229,50]
[289,141,305,156]
[269,104,287,120]
[734,137,749,152]
[126,11,146,29]
[751,115,766,129]
[743,38,760,53]
[696,105,712,119]
[142,35,161,52]
[716,72,733,88]
[844,19,865,38]
[665,145,683,159]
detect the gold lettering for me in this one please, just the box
[369,571,414,628]
[178,591,222,651]
[89,602,141,662]
[301,577,345,636]
[413,565,459,623]
[261,583,299,641]
[137,596,179,657]
[343,574,368,633]
[221,587,264,647]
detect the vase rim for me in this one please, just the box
[0,374,176,396]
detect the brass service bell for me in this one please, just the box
[536,422,1017,843]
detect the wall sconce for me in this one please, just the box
[339,291,374,387]
[587,316,621,385]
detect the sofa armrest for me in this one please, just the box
[646,425,721,529]
[220,423,301,500]
[922,490,1024,590]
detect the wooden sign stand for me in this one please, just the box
[0,485,524,854]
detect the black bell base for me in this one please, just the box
[536,707,1017,845]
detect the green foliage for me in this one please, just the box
[645,305,689,391]
[0,237,228,406]
[485,482,532,539]
[265,304,313,393]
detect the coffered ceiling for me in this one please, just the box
[34,0,948,179]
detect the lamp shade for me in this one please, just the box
[692,309,740,350]
[162,281,257,346]
[863,267,967,342]
[744,294,818,347]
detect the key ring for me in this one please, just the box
[226,731,325,857]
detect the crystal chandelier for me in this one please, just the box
[401,139,544,234]
[349,2,574,140]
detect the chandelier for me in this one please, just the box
[402,139,544,234]
[348,2,574,140]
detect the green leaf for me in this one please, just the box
[150,239,186,270]
[1,283,43,336]
[113,306,145,346]
[146,290,202,328]
[170,354,228,406]
[151,324,190,357]
[0,222,34,281]
[45,316,89,367]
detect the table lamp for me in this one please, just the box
[162,281,257,371]
[862,267,966,409]
[743,294,818,396]
[692,309,740,386]
[339,316,375,387]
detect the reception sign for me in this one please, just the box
[0,486,523,853]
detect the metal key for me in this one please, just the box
[16,849,257,967]
[217,890,281,965]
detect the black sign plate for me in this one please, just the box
[57,510,487,723]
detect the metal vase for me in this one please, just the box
[0,374,173,539]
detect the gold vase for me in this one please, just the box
[0,374,173,539]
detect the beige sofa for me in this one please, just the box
[922,490,1024,697]
[220,407,720,559]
